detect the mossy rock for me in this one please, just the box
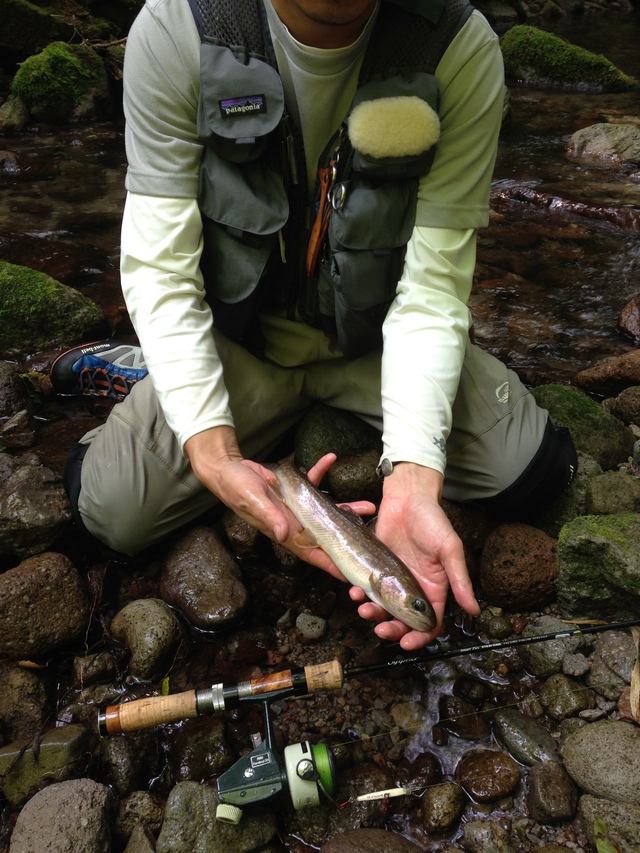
[0,0,75,69]
[532,384,634,472]
[0,260,107,357]
[557,513,640,619]
[11,41,112,123]
[294,403,382,472]
[500,25,637,92]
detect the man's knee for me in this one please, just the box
[475,419,578,519]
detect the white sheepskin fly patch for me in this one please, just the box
[348,95,440,159]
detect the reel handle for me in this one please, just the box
[98,659,343,736]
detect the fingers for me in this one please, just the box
[307,452,337,486]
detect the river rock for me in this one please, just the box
[100,731,161,797]
[579,794,640,853]
[438,695,491,740]
[123,824,156,853]
[8,778,111,853]
[114,790,164,845]
[561,720,640,803]
[500,25,636,92]
[156,781,277,852]
[479,522,557,610]
[0,551,90,658]
[321,828,423,852]
[568,123,640,166]
[325,448,382,503]
[0,96,31,134]
[293,403,382,472]
[0,663,48,742]
[0,722,97,806]
[420,782,466,833]
[531,384,635,471]
[397,750,443,789]
[455,749,521,802]
[0,361,33,419]
[618,293,640,344]
[531,451,600,539]
[605,386,640,427]
[574,349,640,397]
[462,818,516,853]
[557,514,640,620]
[519,616,587,677]
[493,708,559,765]
[390,701,426,735]
[222,508,265,558]
[109,598,184,681]
[585,470,640,514]
[539,673,596,721]
[0,260,107,357]
[0,454,72,558]
[526,761,578,823]
[169,716,236,783]
[160,525,248,631]
[585,630,636,700]
[296,611,328,642]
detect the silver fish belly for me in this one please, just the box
[272,457,436,632]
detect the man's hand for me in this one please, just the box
[350,462,479,650]
[185,428,374,579]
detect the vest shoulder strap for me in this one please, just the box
[360,0,474,83]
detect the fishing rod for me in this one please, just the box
[99,617,640,735]
[97,616,640,825]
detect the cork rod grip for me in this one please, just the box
[304,659,343,693]
[100,690,199,735]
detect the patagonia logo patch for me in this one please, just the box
[219,95,266,118]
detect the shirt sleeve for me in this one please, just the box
[380,12,505,473]
[120,0,234,449]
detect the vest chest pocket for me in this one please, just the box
[328,177,418,313]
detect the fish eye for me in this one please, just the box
[412,598,427,613]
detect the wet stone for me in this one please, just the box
[296,611,328,642]
[420,781,466,833]
[586,630,637,700]
[462,818,516,853]
[100,731,162,798]
[455,749,521,802]
[579,794,640,853]
[168,716,236,783]
[561,720,640,804]
[320,827,423,852]
[113,790,165,846]
[8,778,111,853]
[156,781,277,852]
[0,723,98,807]
[438,695,491,740]
[397,750,443,790]
[539,673,596,720]
[0,662,48,742]
[562,652,591,678]
[0,551,89,658]
[526,761,578,823]
[493,708,559,765]
[109,598,184,682]
[160,525,248,631]
[222,508,265,558]
[0,458,72,559]
[519,616,587,677]
[389,701,426,735]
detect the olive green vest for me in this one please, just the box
[188,0,473,357]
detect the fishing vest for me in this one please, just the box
[188,0,474,358]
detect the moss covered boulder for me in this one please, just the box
[0,260,106,357]
[531,384,635,471]
[557,514,640,620]
[500,26,637,92]
[11,41,112,124]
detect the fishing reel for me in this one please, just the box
[216,711,336,824]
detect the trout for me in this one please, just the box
[271,457,437,632]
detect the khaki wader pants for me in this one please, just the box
[76,319,548,555]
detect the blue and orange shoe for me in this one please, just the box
[50,340,148,400]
